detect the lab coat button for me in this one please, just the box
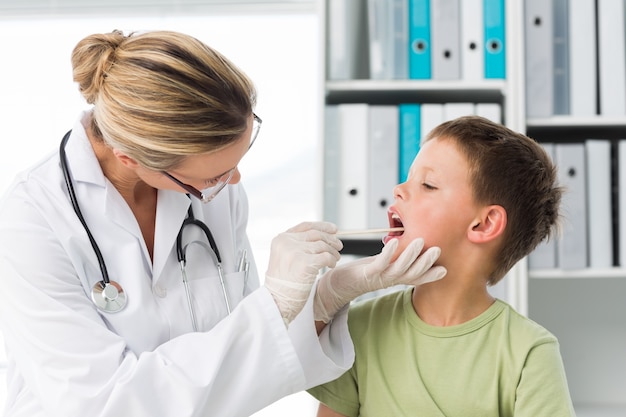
[153,285,167,298]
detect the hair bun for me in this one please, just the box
[71,30,127,104]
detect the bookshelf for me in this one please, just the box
[318,0,626,414]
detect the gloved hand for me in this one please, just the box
[264,221,343,326]
[313,238,447,323]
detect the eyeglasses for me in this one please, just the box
[163,113,262,203]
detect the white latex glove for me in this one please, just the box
[264,221,343,326]
[313,238,447,323]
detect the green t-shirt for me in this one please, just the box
[308,288,575,417]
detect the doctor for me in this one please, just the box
[0,30,443,417]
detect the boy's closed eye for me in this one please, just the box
[422,182,437,190]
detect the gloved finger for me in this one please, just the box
[410,265,447,286]
[383,238,425,277]
[291,229,343,250]
[296,239,342,260]
[286,221,338,234]
[365,238,399,275]
[404,246,442,277]
[311,250,342,270]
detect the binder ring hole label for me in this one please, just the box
[412,39,428,54]
[486,39,502,53]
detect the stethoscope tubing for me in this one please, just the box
[60,131,112,286]
[177,206,231,329]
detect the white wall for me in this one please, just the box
[0,11,321,416]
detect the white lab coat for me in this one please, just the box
[0,112,353,417]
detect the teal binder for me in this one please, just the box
[408,0,431,79]
[484,0,506,79]
[399,104,421,183]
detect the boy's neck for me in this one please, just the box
[411,279,495,327]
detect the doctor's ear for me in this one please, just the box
[112,149,141,169]
[468,205,507,244]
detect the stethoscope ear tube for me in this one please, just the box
[60,131,127,313]
[179,205,222,264]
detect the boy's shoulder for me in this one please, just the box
[498,300,559,346]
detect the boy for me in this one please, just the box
[309,116,575,416]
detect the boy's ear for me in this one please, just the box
[112,149,140,169]
[468,205,507,244]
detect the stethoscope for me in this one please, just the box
[60,130,231,328]
[177,204,230,330]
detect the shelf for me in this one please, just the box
[575,404,626,417]
[325,80,506,105]
[526,116,626,141]
[529,267,626,280]
[339,238,383,257]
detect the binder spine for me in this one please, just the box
[552,0,570,115]
[399,104,421,183]
[408,0,432,79]
[431,0,460,80]
[484,0,506,79]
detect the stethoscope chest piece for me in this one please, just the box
[91,280,127,313]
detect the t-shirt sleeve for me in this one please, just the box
[514,340,576,417]
[307,366,360,417]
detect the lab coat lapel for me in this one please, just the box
[152,192,190,281]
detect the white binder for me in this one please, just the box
[528,143,556,270]
[431,0,461,80]
[368,105,399,228]
[460,0,484,81]
[474,103,502,123]
[323,105,341,225]
[524,0,553,118]
[420,103,444,145]
[585,140,613,268]
[327,0,369,80]
[597,0,626,115]
[555,143,588,269]
[338,104,369,230]
[568,0,597,116]
[552,0,569,115]
[367,0,408,80]
[619,141,626,267]
[443,102,475,121]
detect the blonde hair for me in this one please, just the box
[71,30,257,170]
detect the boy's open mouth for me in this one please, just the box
[389,213,404,236]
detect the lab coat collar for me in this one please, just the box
[64,112,107,187]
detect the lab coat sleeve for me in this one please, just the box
[288,282,353,389]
